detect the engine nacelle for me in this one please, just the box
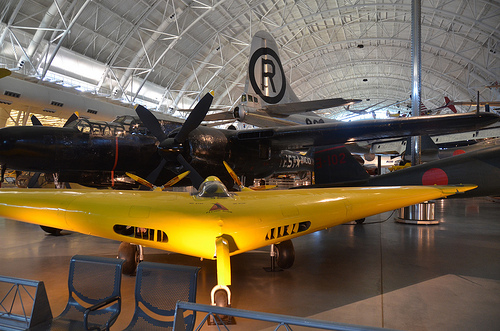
[233,107,246,120]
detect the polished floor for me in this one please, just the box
[1,197,499,330]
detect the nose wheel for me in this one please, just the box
[209,285,235,325]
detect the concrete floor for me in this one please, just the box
[1,197,499,330]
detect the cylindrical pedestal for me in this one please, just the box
[396,201,438,225]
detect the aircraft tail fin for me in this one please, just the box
[444,97,458,113]
[314,146,370,186]
[245,30,300,107]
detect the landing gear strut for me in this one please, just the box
[265,240,295,272]
[118,242,143,275]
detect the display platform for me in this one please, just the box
[1,197,499,330]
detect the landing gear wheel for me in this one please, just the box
[214,289,228,308]
[274,240,295,269]
[118,242,139,275]
[40,225,62,236]
[209,285,235,325]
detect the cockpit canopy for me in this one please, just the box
[197,176,231,198]
[67,115,180,137]
[67,118,127,137]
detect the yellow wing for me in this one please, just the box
[0,184,475,260]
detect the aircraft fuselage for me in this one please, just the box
[0,125,160,172]
[0,124,313,187]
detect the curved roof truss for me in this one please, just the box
[0,0,498,120]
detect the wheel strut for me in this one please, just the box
[264,244,283,272]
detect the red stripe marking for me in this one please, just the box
[453,149,466,156]
[316,145,345,153]
[111,137,119,187]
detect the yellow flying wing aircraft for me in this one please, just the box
[0,178,475,306]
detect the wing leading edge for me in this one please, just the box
[234,112,500,150]
[0,185,475,260]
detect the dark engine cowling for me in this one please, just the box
[233,107,246,120]
[185,127,232,184]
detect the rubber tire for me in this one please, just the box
[274,240,295,269]
[214,289,229,308]
[40,225,62,236]
[118,242,138,275]
[355,218,366,224]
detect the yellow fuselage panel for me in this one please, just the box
[0,186,470,259]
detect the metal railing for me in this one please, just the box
[0,276,52,330]
[173,301,399,331]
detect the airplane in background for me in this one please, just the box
[204,30,361,127]
[0,111,181,189]
[383,97,459,118]
[0,166,475,307]
[0,69,184,123]
[0,89,498,189]
[448,99,500,108]
[0,68,11,79]
[312,144,500,199]
[444,95,500,113]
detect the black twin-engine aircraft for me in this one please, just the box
[0,89,498,189]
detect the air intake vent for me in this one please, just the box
[51,101,64,107]
[87,109,98,114]
[0,99,12,105]
[4,91,20,98]
[43,109,56,114]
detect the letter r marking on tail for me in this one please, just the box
[261,58,276,93]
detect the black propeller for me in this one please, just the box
[31,115,43,126]
[135,106,167,141]
[157,92,214,154]
[174,93,213,143]
[176,154,204,189]
[31,113,78,127]
[139,159,167,190]
[135,92,214,188]
[63,113,79,127]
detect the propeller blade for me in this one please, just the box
[223,161,244,190]
[174,92,214,143]
[126,172,154,189]
[176,154,204,189]
[0,68,11,79]
[27,172,42,188]
[31,115,43,126]
[127,170,190,191]
[63,113,79,127]
[0,165,6,187]
[135,105,167,141]
[144,158,167,188]
[162,170,190,189]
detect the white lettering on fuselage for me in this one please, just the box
[279,153,313,169]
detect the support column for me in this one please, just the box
[398,0,437,225]
[410,0,422,167]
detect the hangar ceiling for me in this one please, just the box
[0,0,499,121]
